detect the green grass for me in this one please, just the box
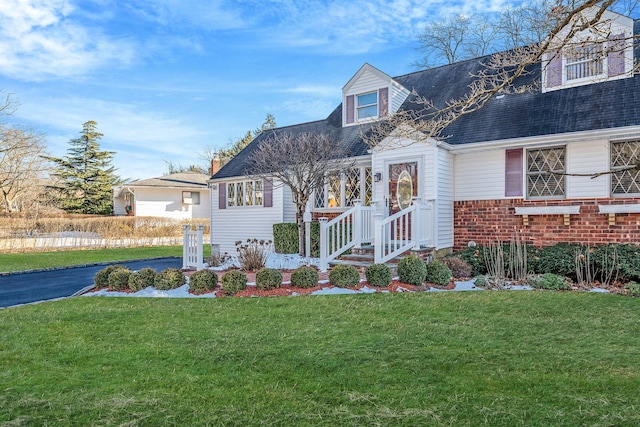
[2,291,640,426]
[0,245,211,273]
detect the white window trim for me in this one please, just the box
[356,91,378,122]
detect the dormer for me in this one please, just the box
[342,63,411,127]
[542,9,634,92]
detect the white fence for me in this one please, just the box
[182,225,205,270]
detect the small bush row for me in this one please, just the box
[95,266,186,292]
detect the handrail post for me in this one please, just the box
[374,213,383,264]
[412,199,421,250]
[353,200,362,249]
[319,217,329,272]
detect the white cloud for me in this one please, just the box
[0,0,135,81]
[16,95,213,178]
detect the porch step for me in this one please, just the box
[328,245,436,274]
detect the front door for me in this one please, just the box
[388,161,418,215]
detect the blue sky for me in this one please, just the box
[1,0,512,180]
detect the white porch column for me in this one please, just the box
[182,224,190,269]
[373,213,384,264]
[353,200,362,249]
[303,208,312,258]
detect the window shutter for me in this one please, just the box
[608,33,625,77]
[546,50,562,88]
[345,95,354,124]
[263,179,273,208]
[378,87,389,117]
[218,183,226,210]
[505,149,523,197]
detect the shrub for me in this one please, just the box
[272,223,320,257]
[255,268,282,290]
[328,264,360,288]
[442,256,472,278]
[188,269,218,293]
[397,255,427,286]
[221,270,247,295]
[425,261,452,286]
[625,281,640,297]
[474,275,489,288]
[452,247,487,276]
[108,267,131,291]
[236,239,272,271]
[528,273,570,290]
[593,244,640,282]
[128,267,157,291]
[155,268,186,290]
[290,266,319,288]
[365,263,392,287]
[534,244,583,277]
[94,265,122,288]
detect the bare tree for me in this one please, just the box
[248,132,355,256]
[368,0,626,156]
[0,127,49,213]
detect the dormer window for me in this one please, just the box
[357,92,378,120]
[565,43,604,81]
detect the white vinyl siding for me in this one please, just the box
[436,148,454,248]
[132,187,209,219]
[566,140,609,198]
[454,150,505,201]
[211,181,294,254]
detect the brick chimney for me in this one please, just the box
[210,157,221,175]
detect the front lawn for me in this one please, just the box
[0,245,211,273]
[1,292,639,425]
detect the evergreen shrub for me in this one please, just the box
[128,267,157,291]
[188,269,218,292]
[108,267,131,291]
[94,265,122,288]
[328,264,360,288]
[221,270,247,294]
[290,266,319,288]
[397,255,427,285]
[425,261,452,286]
[365,263,392,287]
[255,268,282,290]
[528,273,570,290]
[155,268,186,290]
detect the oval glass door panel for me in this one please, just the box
[396,170,413,210]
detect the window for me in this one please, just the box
[565,43,604,81]
[314,166,372,209]
[611,140,640,195]
[227,180,263,207]
[182,191,200,205]
[357,92,378,120]
[527,147,566,199]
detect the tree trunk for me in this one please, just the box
[297,208,305,257]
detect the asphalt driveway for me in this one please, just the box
[0,257,183,309]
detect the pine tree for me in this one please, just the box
[46,121,119,215]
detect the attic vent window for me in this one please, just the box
[357,92,378,120]
[565,43,604,81]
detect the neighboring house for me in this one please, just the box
[114,172,210,219]
[210,9,640,261]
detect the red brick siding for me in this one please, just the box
[312,212,345,221]
[454,198,640,251]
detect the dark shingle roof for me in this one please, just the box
[213,28,640,179]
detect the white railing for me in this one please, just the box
[183,225,205,270]
[318,200,434,271]
[373,201,434,265]
[318,203,374,271]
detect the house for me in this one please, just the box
[209,9,640,265]
[114,172,210,219]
